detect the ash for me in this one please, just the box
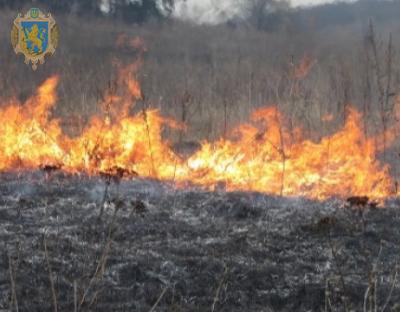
[0,172,400,311]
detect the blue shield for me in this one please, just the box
[21,21,49,55]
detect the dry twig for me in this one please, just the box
[149,287,168,312]
[44,236,58,312]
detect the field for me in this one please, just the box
[1,2,400,311]
[1,173,400,311]
[1,6,399,144]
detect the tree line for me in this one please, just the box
[1,0,399,32]
[0,0,175,23]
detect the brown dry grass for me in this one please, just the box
[0,9,400,153]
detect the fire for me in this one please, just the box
[65,109,181,178]
[0,68,394,201]
[183,107,392,199]
[291,55,315,80]
[0,76,64,170]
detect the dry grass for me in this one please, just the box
[0,9,400,157]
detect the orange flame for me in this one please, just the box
[291,55,315,80]
[183,107,392,199]
[0,76,64,170]
[0,67,394,201]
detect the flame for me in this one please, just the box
[65,109,181,178]
[321,113,334,122]
[0,76,64,170]
[116,34,147,52]
[291,55,315,80]
[0,66,394,201]
[183,107,392,199]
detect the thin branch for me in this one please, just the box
[78,202,120,311]
[211,266,228,312]
[74,280,78,312]
[381,265,398,312]
[44,236,58,312]
[149,287,168,312]
[364,285,370,312]
[328,233,349,312]
[142,105,157,178]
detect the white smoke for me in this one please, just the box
[173,0,244,24]
[100,0,348,24]
[172,0,345,24]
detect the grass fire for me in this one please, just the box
[0,69,395,201]
[2,1,400,311]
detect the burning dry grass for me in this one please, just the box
[0,10,399,202]
[0,62,395,201]
[1,10,400,312]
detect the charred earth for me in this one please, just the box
[0,172,399,311]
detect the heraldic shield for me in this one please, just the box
[11,8,59,70]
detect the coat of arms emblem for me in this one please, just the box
[11,8,59,70]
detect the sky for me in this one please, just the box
[172,0,346,24]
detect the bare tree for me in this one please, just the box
[238,0,289,30]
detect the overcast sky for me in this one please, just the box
[172,0,347,24]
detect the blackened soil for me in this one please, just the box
[0,172,400,311]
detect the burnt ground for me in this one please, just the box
[0,172,400,311]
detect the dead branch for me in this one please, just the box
[211,265,229,312]
[43,236,58,312]
[149,287,168,312]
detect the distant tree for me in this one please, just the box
[107,0,174,23]
[237,0,289,30]
[0,0,97,14]
[74,0,102,16]
[0,0,173,22]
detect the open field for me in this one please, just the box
[1,5,400,145]
[1,172,400,311]
[2,2,400,310]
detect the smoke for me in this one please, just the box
[172,0,347,24]
[173,0,244,24]
[100,0,352,24]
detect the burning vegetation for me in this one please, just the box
[0,57,395,201]
[2,5,400,311]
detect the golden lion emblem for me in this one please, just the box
[21,24,46,55]
[11,8,58,70]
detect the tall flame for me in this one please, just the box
[0,69,394,201]
[182,107,392,199]
[0,76,64,170]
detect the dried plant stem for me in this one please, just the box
[78,238,112,311]
[324,279,333,312]
[363,285,371,312]
[211,266,228,312]
[143,108,157,178]
[8,252,19,312]
[79,204,119,311]
[44,237,58,312]
[149,287,168,312]
[74,280,78,312]
[98,180,110,220]
[381,265,398,312]
[328,233,349,312]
